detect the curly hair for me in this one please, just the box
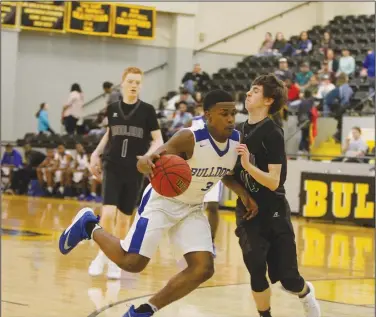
[252,74,287,114]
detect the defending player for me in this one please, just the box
[58,90,258,317]
[222,74,321,317]
[88,67,164,279]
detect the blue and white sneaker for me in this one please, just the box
[212,243,217,258]
[123,305,153,317]
[59,207,99,255]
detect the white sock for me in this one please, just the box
[47,186,53,193]
[147,302,158,312]
[91,224,102,239]
[91,192,97,197]
[59,186,64,194]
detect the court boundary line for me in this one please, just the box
[87,278,375,317]
[2,300,29,307]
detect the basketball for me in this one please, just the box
[150,154,192,197]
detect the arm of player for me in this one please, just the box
[144,130,164,156]
[236,144,281,191]
[137,129,194,177]
[222,174,258,220]
[89,128,109,179]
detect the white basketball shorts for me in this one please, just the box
[203,181,223,203]
[120,184,214,259]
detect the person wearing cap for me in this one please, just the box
[316,74,335,100]
[274,58,294,81]
[295,62,314,91]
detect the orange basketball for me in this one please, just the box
[150,154,192,197]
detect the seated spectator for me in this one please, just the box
[325,72,353,116]
[295,62,314,91]
[337,49,355,77]
[274,58,294,81]
[318,60,336,83]
[88,111,107,136]
[166,88,196,113]
[258,32,274,56]
[294,31,313,56]
[284,77,300,103]
[37,148,57,193]
[271,32,292,56]
[305,75,320,96]
[361,50,375,93]
[319,31,334,55]
[168,101,193,137]
[181,64,210,95]
[194,103,204,117]
[316,74,336,100]
[1,144,23,192]
[297,90,315,155]
[67,143,89,200]
[332,127,368,163]
[36,102,55,135]
[326,49,339,73]
[102,81,122,107]
[7,144,46,195]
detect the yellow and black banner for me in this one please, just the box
[299,172,374,226]
[112,3,156,40]
[1,2,18,28]
[66,2,111,36]
[20,1,65,33]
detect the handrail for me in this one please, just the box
[82,62,168,109]
[194,1,312,55]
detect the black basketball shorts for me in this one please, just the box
[235,197,301,284]
[102,166,145,215]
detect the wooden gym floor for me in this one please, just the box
[1,195,375,317]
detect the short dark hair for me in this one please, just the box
[304,89,312,99]
[71,83,82,93]
[352,126,361,134]
[5,143,12,149]
[252,74,287,114]
[203,89,233,111]
[103,81,113,90]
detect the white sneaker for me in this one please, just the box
[107,261,121,280]
[300,281,321,317]
[88,252,108,276]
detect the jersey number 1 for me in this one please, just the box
[121,139,128,158]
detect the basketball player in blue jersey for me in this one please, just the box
[58,89,258,317]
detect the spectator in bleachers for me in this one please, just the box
[294,31,313,56]
[337,49,355,77]
[332,127,368,163]
[166,88,196,113]
[297,90,315,155]
[36,102,55,135]
[284,76,300,103]
[319,31,334,55]
[274,57,294,81]
[37,148,57,194]
[103,81,122,106]
[181,63,210,95]
[6,144,46,195]
[258,32,274,56]
[1,144,23,192]
[295,62,314,91]
[68,143,89,200]
[326,49,339,73]
[271,32,290,56]
[361,50,375,93]
[62,83,84,135]
[194,103,204,117]
[305,74,320,96]
[318,60,336,83]
[168,101,193,137]
[325,72,353,116]
[316,74,336,100]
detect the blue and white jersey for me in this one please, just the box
[191,115,205,130]
[174,124,240,205]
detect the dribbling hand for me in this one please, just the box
[137,151,165,178]
[89,152,102,182]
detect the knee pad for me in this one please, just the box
[280,277,305,293]
[243,254,269,292]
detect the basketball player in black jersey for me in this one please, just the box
[88,67,163,279]
[222,74,321,317]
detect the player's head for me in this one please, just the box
[5,144,13,154]
[57,143,65,155]
[121,67,143,99]
[351,126,361,140]
[204,89,236,139]
[46,148,55,158]
[246,74,287,115]
[75,143,84,153]
[102,81,113,94]
[177,101,188,113]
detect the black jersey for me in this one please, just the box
[233,117,287,212]
[102,99,160,175]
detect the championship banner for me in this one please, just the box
[66,2,111,36]
[20,1,65,33]
[112,3,156,40]
[1,2,18,28]
[299,172,374,226]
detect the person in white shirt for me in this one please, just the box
[337,49,355,77]
[333,127,368,163]
[316,74,336,99]
[62,83,84,134]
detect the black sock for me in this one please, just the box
[85,222,98,238]
[299,284,311,298]
[258,308,272,317]
[135,304,154,315]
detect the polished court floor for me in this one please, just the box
[2,195,375,317]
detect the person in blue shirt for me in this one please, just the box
[36,102,55,134]
[294,31,312,56]
[1,144,23,191]
[361,50,375,94]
